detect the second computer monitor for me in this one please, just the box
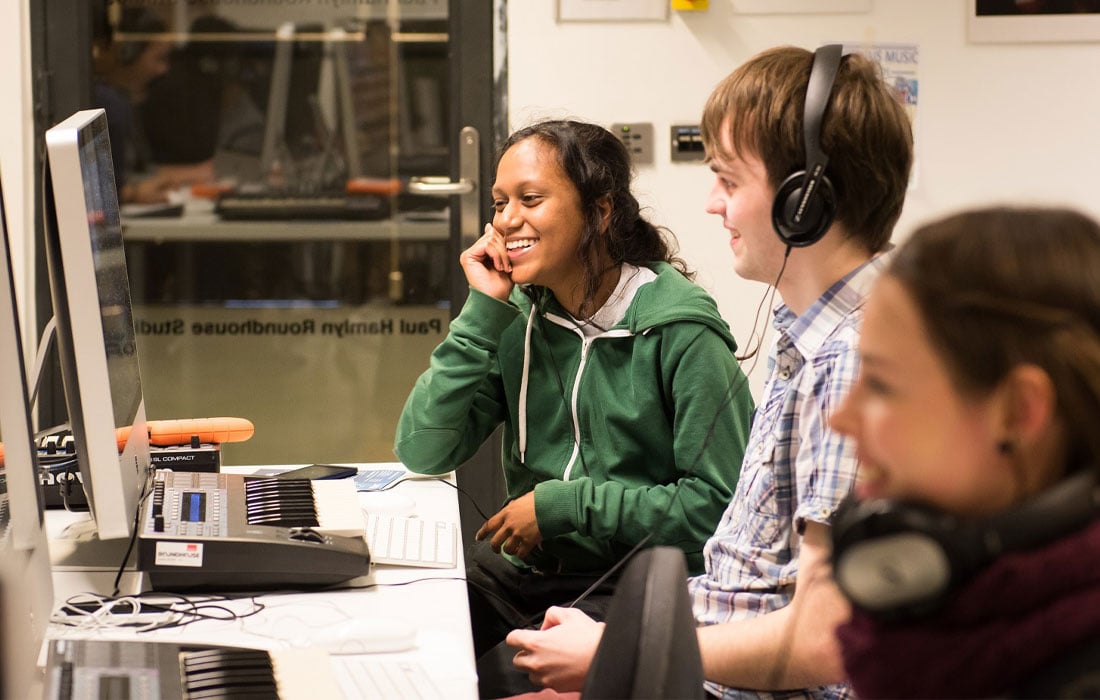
[0,173,54,697]
[44,108,151,541]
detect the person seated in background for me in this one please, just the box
[141,13,243,194]
[92,4,175,204]
[393,119,754,696]
[829,205,1100,698]
[505,44,912,699]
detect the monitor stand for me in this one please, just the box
[47,514,144,596]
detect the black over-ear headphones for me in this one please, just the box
[830,468,1100,622]
[771,44,843,248]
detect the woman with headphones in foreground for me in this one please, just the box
[829,206,1100,698]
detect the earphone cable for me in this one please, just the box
[566,253,791,609]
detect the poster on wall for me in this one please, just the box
[844,42,920,189]
[968,0,1100,43]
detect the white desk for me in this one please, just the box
[45,463,477,698]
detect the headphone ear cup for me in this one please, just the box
[833,471,1100,624]
[830,498,957,621]
[771,169,836,248]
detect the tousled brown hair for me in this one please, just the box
[700,46,913,253]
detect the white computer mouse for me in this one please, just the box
[308,617,418,654]
[359,491,417,516]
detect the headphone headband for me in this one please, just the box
[794,44,842,229]
[771,44,843,248]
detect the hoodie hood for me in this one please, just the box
[508,262,738,464]
[510,262,739,351]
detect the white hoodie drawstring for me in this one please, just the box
[518,300,537,463]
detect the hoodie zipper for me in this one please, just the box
[549,320,633,482]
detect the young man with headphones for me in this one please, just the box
[505,44,913,699]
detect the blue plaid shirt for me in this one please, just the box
[688,255,888,700]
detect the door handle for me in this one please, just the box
[407,126,480,246]
[407,177,474,195]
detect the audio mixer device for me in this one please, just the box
[39,417,254,509]
[137,469,371,591]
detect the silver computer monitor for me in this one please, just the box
[0,173,54,697]
[43,108,152,542]
[259,22,296,182]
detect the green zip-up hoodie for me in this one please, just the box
[394,262,753,575]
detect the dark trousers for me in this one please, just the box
[466,540,619,698]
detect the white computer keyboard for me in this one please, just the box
[334,658,444,699]
[365,514,457,569]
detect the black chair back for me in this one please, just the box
[582,546,704,699]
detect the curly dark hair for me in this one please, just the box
[499,120,691,320]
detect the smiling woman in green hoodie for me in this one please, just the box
[394,119,753,675]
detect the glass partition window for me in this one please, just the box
[101,1,454,465]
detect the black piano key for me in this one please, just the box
[186,688,279,699]
[180,649,278,699]
[182,653,271,673]
[243,478,320,527]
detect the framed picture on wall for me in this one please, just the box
[969,0,1100,42]
[557,0,668,22]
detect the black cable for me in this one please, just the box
[736,245,791,363]
[432,477,493,522]
[468,255,790,622]
[337,575,467,590]
[367,474,494,521]
[111,469,156,598]
[139,594,268,632]
[464,577,541,628]
[566,249,792,610]
[52,591,267,633]
[565,533,652,611]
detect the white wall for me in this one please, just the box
[507,0,1100,395]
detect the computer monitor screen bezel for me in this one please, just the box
[43,107,151,541]
[0,176,45,550]
[0,173,54,698]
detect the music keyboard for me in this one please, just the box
[137,470,370,591]
[45,639,341,700]
[216,191,389,221]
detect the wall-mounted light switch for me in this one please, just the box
[611,122,654,165]
[671,124,705,162]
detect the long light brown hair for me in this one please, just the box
[888,206,1100,471]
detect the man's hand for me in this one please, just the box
[506,606,605,692]
[476,491,542,559]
